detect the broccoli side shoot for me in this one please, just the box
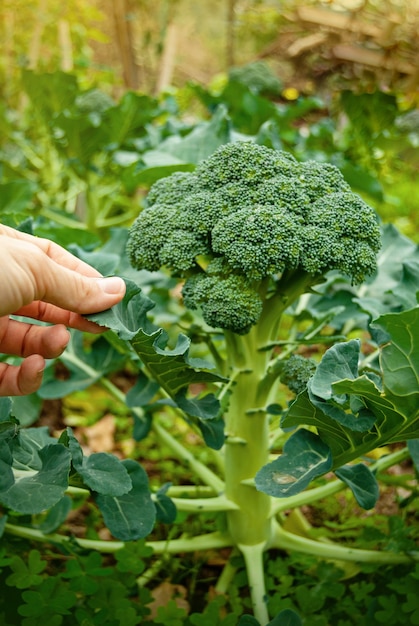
[127,141,381,336]
[279,354,317,395]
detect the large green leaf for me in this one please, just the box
[88,281,226,425]
[11,428,58,471]
[389,259,419,310]
[373,306,419,415]
[95,459,155,541]
[125,105,231,187]
[309,339,360,401]
[105,91,160,145]
[307,340,377,434]
[255,429,332,497]
[282,390,359,460]
[282,308,419,482]
[149,104,231,164]
[356,224,419,317]
[86,280,156,341]
[11,394,43,427]
[131,329,224,405]
[21,70,79,120]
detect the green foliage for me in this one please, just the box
[1,69,419,626]
[6,550,46,589]
[0,400,156,540]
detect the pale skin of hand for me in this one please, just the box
[0,224,126,396]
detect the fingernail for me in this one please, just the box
[98,277,126,295]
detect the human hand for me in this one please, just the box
[0,225,126,396]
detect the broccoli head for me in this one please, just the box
[127,141,381,335]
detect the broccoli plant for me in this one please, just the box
[3,142,419,625]
[120,142,416,621]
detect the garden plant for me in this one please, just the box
[0,70,419,625]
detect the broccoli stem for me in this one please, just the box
[240,542,270,625]
[223,328,275,547]
[256,269,321,347]
[222,269,320,547]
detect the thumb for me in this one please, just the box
[39,267,126,315]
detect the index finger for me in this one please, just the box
[13,301,107,333]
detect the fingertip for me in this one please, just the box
[51,324,71,352]
[18,354,46,395]
[98,277,126,297]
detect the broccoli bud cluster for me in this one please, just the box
[127,142,381,335]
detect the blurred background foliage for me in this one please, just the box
[0,0,418,239]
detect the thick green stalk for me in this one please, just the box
[223,329,274,546]
[221,274,310,547]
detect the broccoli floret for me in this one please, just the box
[127,141,381,336]
[212,206,301,280]
[182,273,263,335]
[145,171,198,207]
[280,354,317,395]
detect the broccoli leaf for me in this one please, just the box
[373,306,419,416]
[0,444,71,514]
[282,307,419,480]
[255,429,332,497]
[335,463,379,509]
[95,459,155,541]
[65,428,132,497]
[86,279,156,340]
[88,280,226,429]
